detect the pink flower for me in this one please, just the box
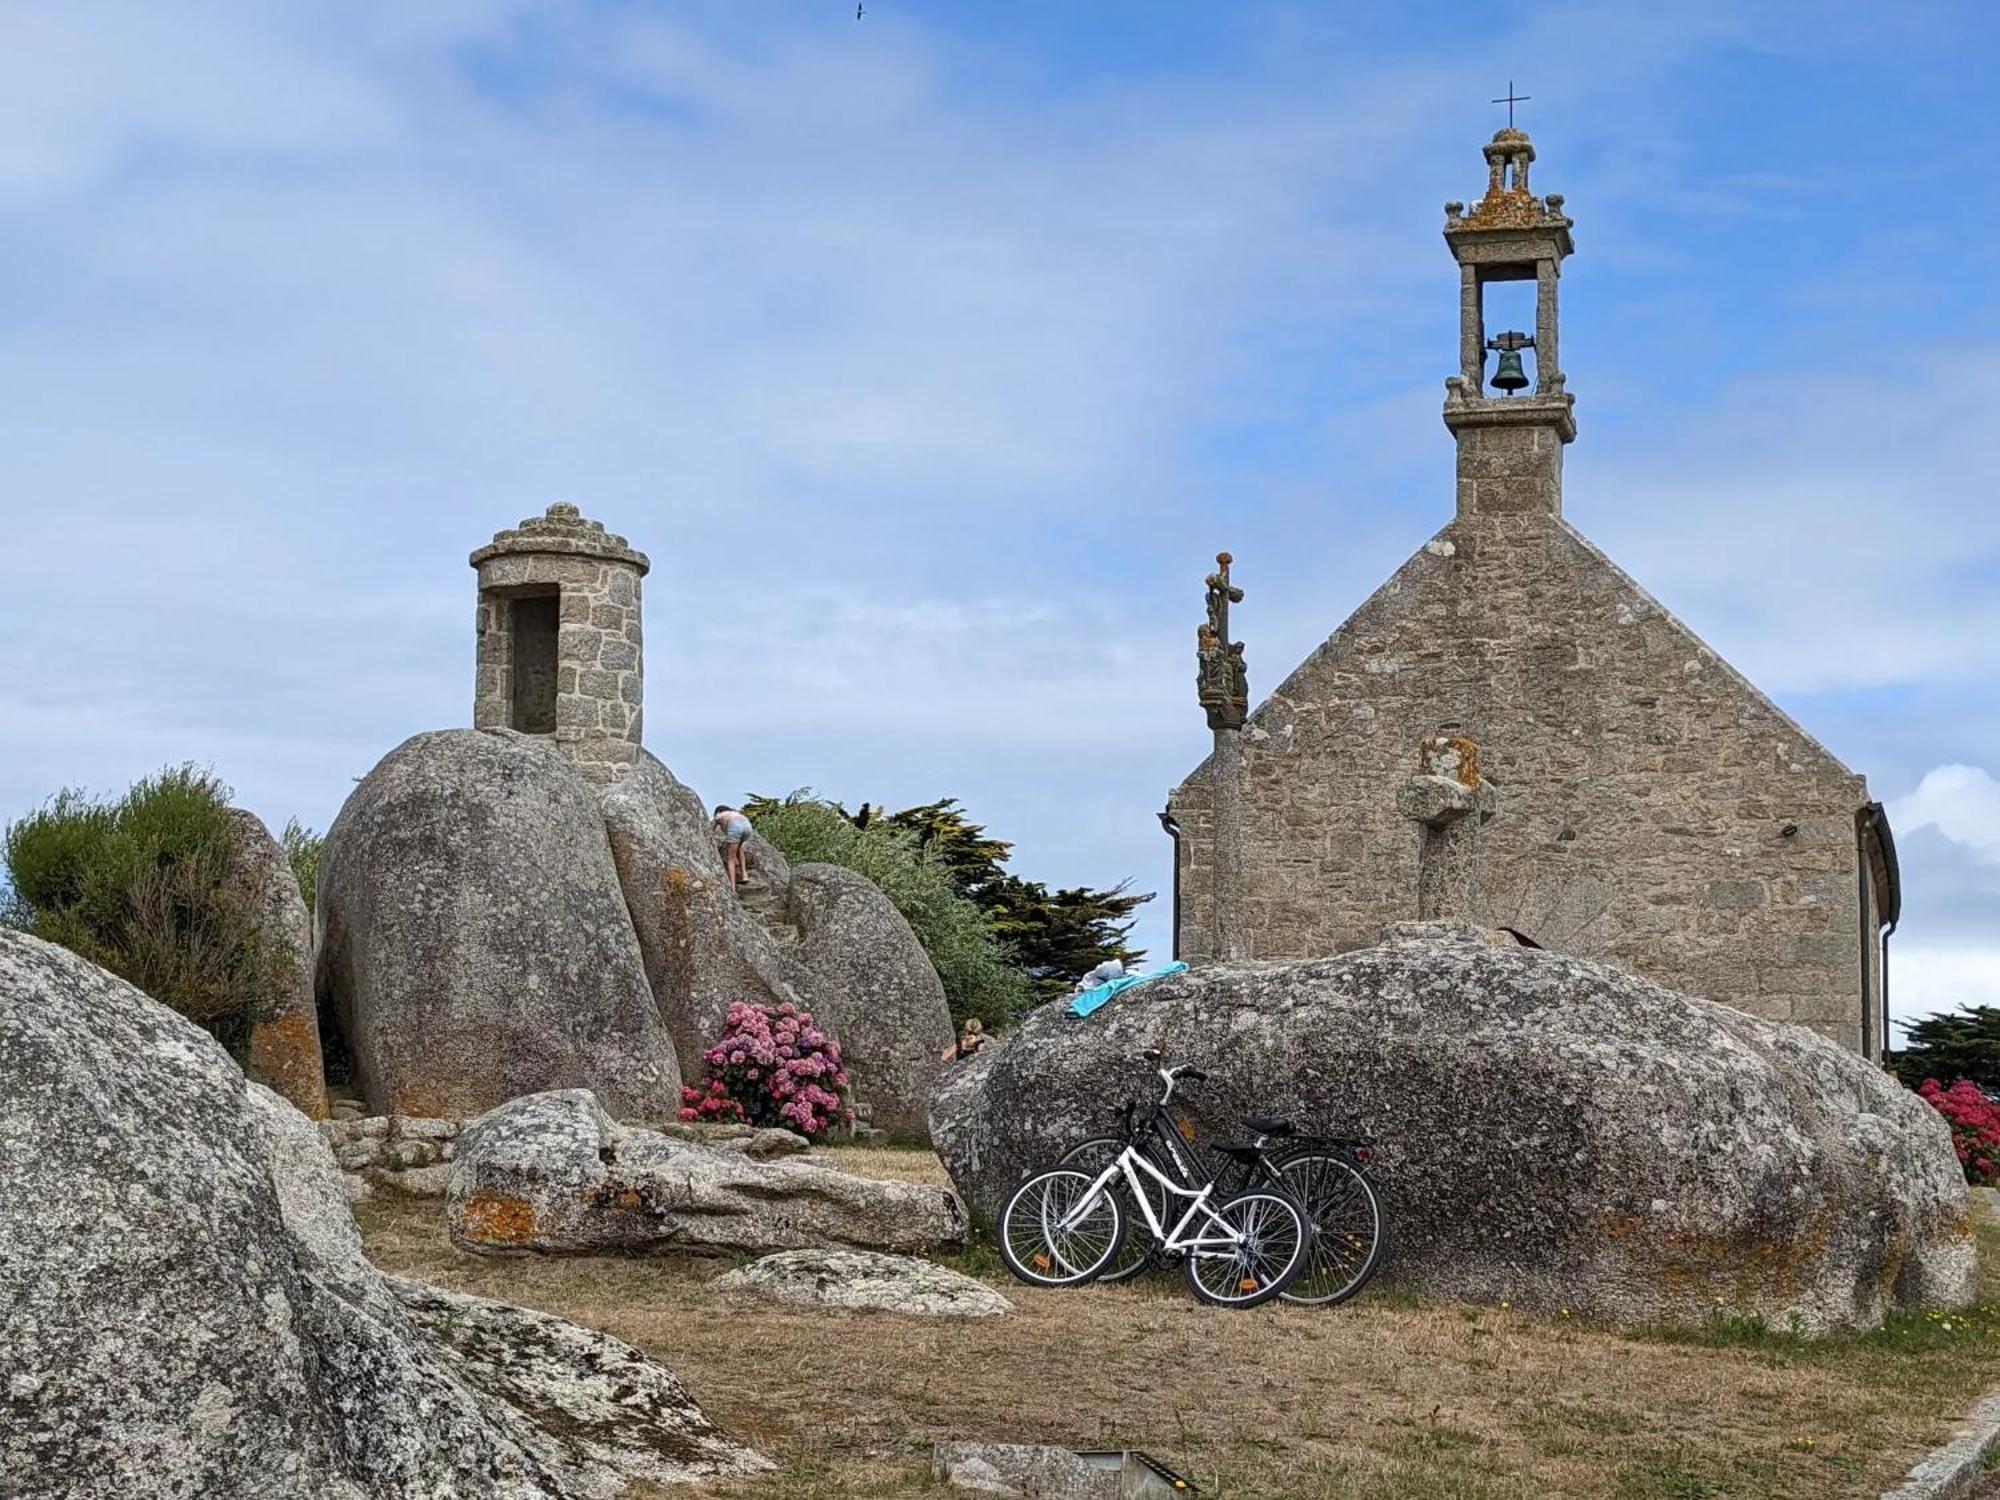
[679,1000,849,1140]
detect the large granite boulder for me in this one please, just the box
[450,1089,967,1257]
[600,756,952,1141]
[711,1249,1011,1318]
[600,751,813,1071]
[930,927,1976,1333]
[0,927,766,1497]
[316,728,679,1119]
[789,862,954,1139]
[225,806,329,1119]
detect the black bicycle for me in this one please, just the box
[1058,1056,1385,1307]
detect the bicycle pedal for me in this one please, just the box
[1032,1253,1051,1272]
[1239,1277,1260,1293]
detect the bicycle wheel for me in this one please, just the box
[1275,1152,1385,1307]
[997,1167,1127,1289]
[1059,1136,1169,1284]
[1182,1189,1311,1309]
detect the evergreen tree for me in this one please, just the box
[746,793,1152,1012]
[883,798,1149,1005]
[1889,1007,2000,1092]
[985,873,1149,1007]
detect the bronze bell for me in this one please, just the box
[1489,347,1530,393]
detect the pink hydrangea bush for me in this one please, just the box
[1917,1078,2000,1184]
[678,1000,852,1139]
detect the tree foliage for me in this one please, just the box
[1889,1007,2000,1092]
[2,766,288,1056]
[746,793,1150,1020]
[746,793,1031,1030]
[882,800,1149,1008]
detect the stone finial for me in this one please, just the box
[1444,127,1573,236]
[470,501,650,575]
[1396,728,1497,923]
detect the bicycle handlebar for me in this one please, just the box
[1129,1049,1207,1082]
[1126,1050,1211,1107]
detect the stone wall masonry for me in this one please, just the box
[1171,506,1879,1053]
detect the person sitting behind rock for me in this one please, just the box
[942,1017,990,1064]
[711,805,753,891]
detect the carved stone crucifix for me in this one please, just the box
[1196,552,1250,959]
[1197,552,1248,732]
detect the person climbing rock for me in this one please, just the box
[712,805,753,891]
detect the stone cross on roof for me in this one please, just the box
[1196,552,1248,732]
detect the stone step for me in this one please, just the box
[733,875,799,947]
[736,876,787,913]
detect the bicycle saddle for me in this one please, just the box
[1243,1114,1294,1138]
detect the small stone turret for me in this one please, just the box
[471,502,649,785]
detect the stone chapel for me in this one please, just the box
[1165,127,1900,1057]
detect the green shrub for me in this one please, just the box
[2,765,288,1056]
[281,818,322,913]
[749,793,1032,1029]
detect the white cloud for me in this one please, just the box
[1892,944,2000,1031]
[0,1,1992,979]
[1577,347,2000,698]
[1891,765,2000,865]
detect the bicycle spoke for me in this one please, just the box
[1002,1170,1122,1285]
[1185,1190,1306,1305]
[1276,1153,1383,1305]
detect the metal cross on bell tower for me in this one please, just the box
[1491,81,1531,128]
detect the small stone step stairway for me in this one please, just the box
[733,870,798,947]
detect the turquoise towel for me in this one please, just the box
[1066,962,1189,1019]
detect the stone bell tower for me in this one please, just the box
[471,502,648,785]
[1442,127,1576,517]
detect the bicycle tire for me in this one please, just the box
[1182,1189,1311,1309]
[1272,1151,1385,1307]
[1058,1135,1171,1284]
[996,1167,1128,1289]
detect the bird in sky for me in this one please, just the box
[856,3,865,17]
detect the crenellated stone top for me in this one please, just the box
[469,502,650,575]
[1444,128,1573,241]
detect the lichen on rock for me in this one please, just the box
[450,1089,968,1258]
[0,926,766,1497]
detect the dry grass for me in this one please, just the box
[811,1143,956,1188]
[361,1147,2000,1500]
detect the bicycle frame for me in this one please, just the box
[1057,1144,1246,1258]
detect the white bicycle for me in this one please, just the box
[996,1055,1314,1308]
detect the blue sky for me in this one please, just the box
[1,1,1994,1028]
